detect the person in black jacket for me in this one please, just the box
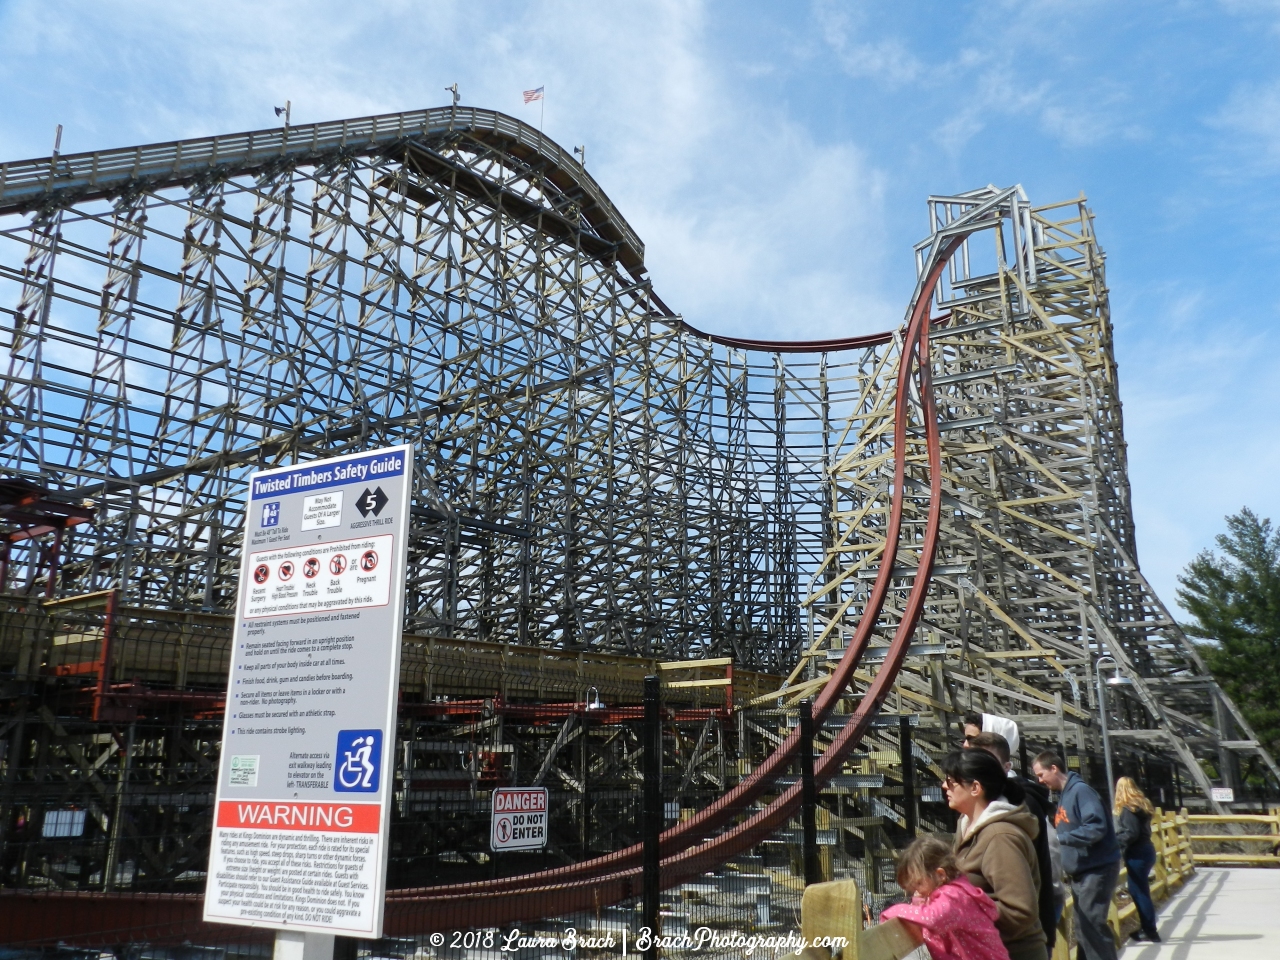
[968,731,1059,959]
[1114,777,1161,942]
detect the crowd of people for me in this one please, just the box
[881,712,1164,960]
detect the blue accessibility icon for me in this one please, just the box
[334,729,382,793]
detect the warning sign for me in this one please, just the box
[205,446,411,939]
[490,787,549,851]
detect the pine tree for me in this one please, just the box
[1177,508,1280,762]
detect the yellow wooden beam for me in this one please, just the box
[971,521,1089,595]
[657,657,732,670]
[996,504,1094,549]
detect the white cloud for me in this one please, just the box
[0,0,897,339]
[810,1,1145,154]
[1115,281,1280,608]
[1209,79,1280,174]
[813,1,923,88]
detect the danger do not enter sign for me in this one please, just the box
[490,787,549,851]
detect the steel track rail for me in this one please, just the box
[0,221,978,944]
[378,193,1014,906]
[375,237,960,934]
[391,313,947,933]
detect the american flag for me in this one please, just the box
[523,87,544,104]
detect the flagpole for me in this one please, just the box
[540,92,544,134]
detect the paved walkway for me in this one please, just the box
[1122,867,1280,959]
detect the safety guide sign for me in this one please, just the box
[204,445,412,938]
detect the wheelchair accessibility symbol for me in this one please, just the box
[333,729,382,793]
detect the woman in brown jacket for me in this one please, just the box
[942,749,1048,960]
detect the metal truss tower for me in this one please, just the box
[0,108,1276,928]
[773,187,1280,809]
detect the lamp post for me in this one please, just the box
[1095,656,1133,810]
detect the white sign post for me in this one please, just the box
[204,445,412,949]
[490,787,549,851]
[1211,787,1234,803]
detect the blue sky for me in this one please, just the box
[1,0,1276,613]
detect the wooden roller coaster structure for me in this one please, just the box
[0,106,1275,944]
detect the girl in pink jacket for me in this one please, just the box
[881,835,1011,960]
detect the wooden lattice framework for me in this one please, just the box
[0,111,1275,908]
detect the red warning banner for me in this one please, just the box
[216,800,380,833]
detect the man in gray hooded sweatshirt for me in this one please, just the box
[1033,751,1120,960]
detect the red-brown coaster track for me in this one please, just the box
[17,109,1253,946]
[375,224,977,934]
[0,160,1007,939]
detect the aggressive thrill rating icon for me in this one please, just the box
[356,486,388,518]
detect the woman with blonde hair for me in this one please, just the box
[1114,777,1160,942]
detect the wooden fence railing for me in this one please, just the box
[864,806,1280,960]
[1029,807,1198,959]
[1184,809,1280,866]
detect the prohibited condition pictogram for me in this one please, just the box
[330,554,348,575]
[303,557,320,579]
[278,560,294,580]
[253,564,270,584]
[360,550,379,572]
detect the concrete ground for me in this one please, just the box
[1122,867,1280,959]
